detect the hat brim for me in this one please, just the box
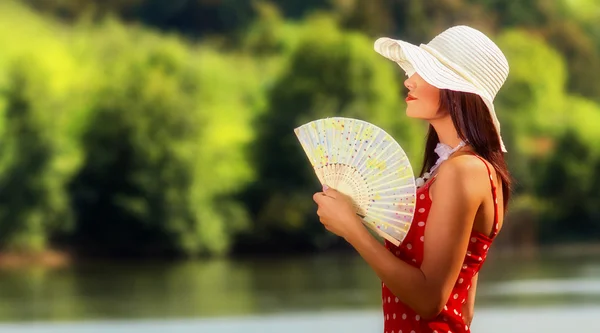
[374,37,506,152]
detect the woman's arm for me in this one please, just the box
[344,157,486,319]
[462,272,478,325]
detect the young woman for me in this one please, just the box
[312,26,512,332]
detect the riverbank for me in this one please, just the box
[0,250,71,269]
[0,241,599,269]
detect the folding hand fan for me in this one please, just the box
[294,117,416,246]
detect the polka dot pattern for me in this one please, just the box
[381,154,500,333]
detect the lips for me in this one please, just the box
[406,94,417,102]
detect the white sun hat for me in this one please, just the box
[374,25,509,152]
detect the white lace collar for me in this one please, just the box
[415,140,466,188]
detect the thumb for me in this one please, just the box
[323,186,340,198]
[313,191,326,204]
[322,184,338,196]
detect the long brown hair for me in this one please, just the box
[419,89,512,211]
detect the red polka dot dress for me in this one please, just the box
[381,154,500,333]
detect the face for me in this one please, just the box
[403,73,443,120]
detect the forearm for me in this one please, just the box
[346,225,441,318]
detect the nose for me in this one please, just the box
[404,76,415,90]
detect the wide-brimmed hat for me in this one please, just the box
[374,25,509,152]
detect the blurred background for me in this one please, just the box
[0,0,598,332]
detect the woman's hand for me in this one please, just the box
[312,185,364,241]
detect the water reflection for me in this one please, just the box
[0,252,599,322]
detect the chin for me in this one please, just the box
[405,105,436,120]
[405,107,423,119]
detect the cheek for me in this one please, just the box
[421,89,441,115]
[426,99,441,115]
[406,98,439,118]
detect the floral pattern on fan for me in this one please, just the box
[294,117,417,246]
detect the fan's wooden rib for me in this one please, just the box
[367,206,415,219]
[372,194,417,203]
[365,169,412,189]
[368,173,414,189]
[361,150,411,180]
[354,128,390,172]
[377,225,408,240]
[347,121,371,172]
[362,210,412,228]
[365,223,406,243]
[334,119,343,187]
[351,120,380,170]
[317,119,330,165]
[336,118,350,168]
[365,146,409,176]
[310,130,327,184]
[361,149,410,180]
[343,119,358,186]
[361,215,409,236]
[343,120,361,168]
[361,131,398,173]
[298,127,321,182]
[295,128,315,167]
[367,197,416,206]
[363,221,401,246]
[369,182,416,194]
[365,214,413,229]
[370,222,410,237]
[368,181,415,196]
[371,136,395,163]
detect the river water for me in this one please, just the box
[0,251,598,332]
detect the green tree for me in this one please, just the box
[496,28,600,244]
[535,130,600,243]
[67,22,259,257]
[495,28,569,193]
[0,59,74,253]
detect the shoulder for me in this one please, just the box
[431,154,490,203]
[439,153,490,179]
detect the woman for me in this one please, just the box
[312,25,512,333]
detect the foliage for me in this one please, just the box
[495,28,600,243]
[64,21,261,257]
[0,0,599,257]
[0,2,261,257]
[0,2,86,253]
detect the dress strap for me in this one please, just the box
[423,174,437,189]
[468,152,500,238]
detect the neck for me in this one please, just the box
[430,116,463,148]
[415,118,467,187]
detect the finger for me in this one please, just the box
[323,188,338,199]
[313,192,334,203]
[321,190,337,199]
[312,192,324,203]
